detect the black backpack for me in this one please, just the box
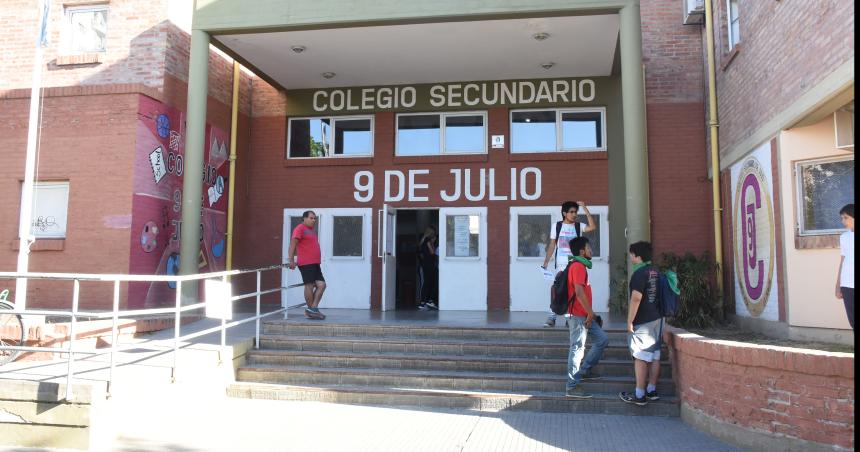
[550,260,576,316]
[553,221,582,264]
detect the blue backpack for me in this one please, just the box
[657,270,680,317]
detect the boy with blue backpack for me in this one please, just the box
[619,241,679,406]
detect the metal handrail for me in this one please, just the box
[0,264,304,401]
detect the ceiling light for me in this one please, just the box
[290,45,306,54]
[322,72,336,79]
[532,32,550,41]
[540,62,555,70]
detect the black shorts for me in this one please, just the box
[298,264,325,284]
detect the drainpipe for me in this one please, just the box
[226,61,240,275]
[703,0,725,305]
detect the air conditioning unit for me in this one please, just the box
[834,106,854,150]
[683,0,705,25]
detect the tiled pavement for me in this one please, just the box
[0,308,742,451]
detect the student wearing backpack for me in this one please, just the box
[563,236,609,399]
[541,201,596,327]
[620,241,663,406]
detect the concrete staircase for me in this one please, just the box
[227,321,678,416]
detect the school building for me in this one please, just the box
[0,1,853,340]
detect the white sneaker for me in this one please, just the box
[425,301,438,310]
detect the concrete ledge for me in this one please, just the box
[681,403,850,452]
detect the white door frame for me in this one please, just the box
[282,208,372,312]
[379,204,397,311]
[438,206,488,310]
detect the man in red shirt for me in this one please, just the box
[287,211,326,320]
[564,236,608,398]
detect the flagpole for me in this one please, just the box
[16,0,51,309]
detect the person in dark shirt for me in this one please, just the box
[417,226,439,311]
[619,241,663,406]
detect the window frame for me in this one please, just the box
[330,214,365,260]
[394,111,488,156]
[794,156,854,236]
[29,181,70,239]
[509,107,607,153]
[61,4,110,55]
[726,0,740,51]
[286,115,375,159]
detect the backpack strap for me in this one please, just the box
[575,221,581,238]
[554,221,562,265]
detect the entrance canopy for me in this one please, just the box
[215,15,620,90]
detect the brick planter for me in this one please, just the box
[667,327,854,451]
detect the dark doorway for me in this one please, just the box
[395,209,439,310]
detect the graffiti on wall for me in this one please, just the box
[128,96,230,308]
[730,142,777,320]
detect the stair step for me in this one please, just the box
[263,321,633,342]
[245,350,670,377]
[237,365,676,395]
[258,335,666,360]
[227,382,680,416]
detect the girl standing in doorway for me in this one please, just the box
[418,226,439,310]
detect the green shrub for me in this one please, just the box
[658,251,721,329]
[609,251,722,329]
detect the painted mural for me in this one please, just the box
[128,96,230,308]
[730,142,778,321]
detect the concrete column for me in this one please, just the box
[619,4,651,245]
[179,29,210,302]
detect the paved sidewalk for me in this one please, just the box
[1,311,741,452]
[1,388,742,452]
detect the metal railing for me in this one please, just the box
[0,264,303,400]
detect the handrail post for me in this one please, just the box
[65,279,80,401]
[255,270,261,349]
[220,274,227,365]
[172,280,181,383]
[108,280,120,397]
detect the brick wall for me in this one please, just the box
[670,328,854,449]
[708,0,855,158]
[0,91,139,309]
[641,0,712,257]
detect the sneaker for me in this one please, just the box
[646,390,660,401]
[417,303,429,311]
[543,317,556,328]
[304,308,324,320]
[619,391,648,406]
[425,301,438,310]
[311,308,326,320]
[565,387,593,399]
[580,369,602,380]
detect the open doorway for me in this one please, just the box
[394,209,439,310]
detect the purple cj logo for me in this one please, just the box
[733,157,774,316]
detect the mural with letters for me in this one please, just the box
[730,142,778,321]
[128,96,230,308]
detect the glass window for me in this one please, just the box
[288,116,372,158]
[290,215,321,238]
[397,115,441,156]
[517,214,552,258]
[445,215,479,257]
[445,115,485,154]
[29,182,70,239]
[576,214,601,258]
[797,158,854,235]
[332,216,363,257]
[727,0,740,50]
[562,111,602,149]
[334,119,372,156]
[511,111,556,153]
[65,6,108,54]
